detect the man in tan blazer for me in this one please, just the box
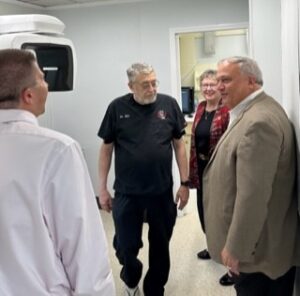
[203,56,300,296]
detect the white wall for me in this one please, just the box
[249,0,282,101]
[0,0,249,192]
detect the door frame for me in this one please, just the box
[169,22,250,106]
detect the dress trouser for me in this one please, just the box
[196,159,209,233]
[112,188,177,296]
[196,188,205,233]
[233,266,296,296]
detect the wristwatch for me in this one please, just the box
[180,180,190,187]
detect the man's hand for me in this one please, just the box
[221,247,240,276]
[175,186,189,210]
[99,189,113,213]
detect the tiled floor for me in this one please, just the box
[100,190,235,296]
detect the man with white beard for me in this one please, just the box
[98,63,189,296]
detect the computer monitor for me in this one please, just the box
[181,86,194,115]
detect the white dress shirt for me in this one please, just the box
[0,110,115,296]
[229,88,264,127]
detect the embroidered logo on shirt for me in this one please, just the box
[120,114,130,119]
[156,110,167,120]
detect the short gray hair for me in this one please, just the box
[126,63,155,83]
[199,69,217,85]
[218,56,263,86]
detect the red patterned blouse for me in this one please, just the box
[189,100,229,189]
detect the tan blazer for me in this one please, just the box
[203,92,300,279]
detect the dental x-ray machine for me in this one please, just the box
[0,14,76,91]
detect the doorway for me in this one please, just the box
[169,23,250,112]
[169,23,249,212]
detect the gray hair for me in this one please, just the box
[218,56,263,86]
[0,49,37,107]
[199,69,217,85]
[126,63,155,83]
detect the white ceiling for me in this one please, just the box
[5,0,149,9]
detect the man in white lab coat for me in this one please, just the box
[0,48,115,296]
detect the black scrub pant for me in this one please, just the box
[112,188,177,296]
[232,266,296,296]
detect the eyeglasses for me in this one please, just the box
[201,83,217,90]
[137,80,160,90]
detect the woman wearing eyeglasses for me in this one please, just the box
[189,69,232,286]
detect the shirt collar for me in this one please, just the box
[0,109,39,126]
[229,88,263,127]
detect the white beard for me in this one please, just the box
[134,94,157,105]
